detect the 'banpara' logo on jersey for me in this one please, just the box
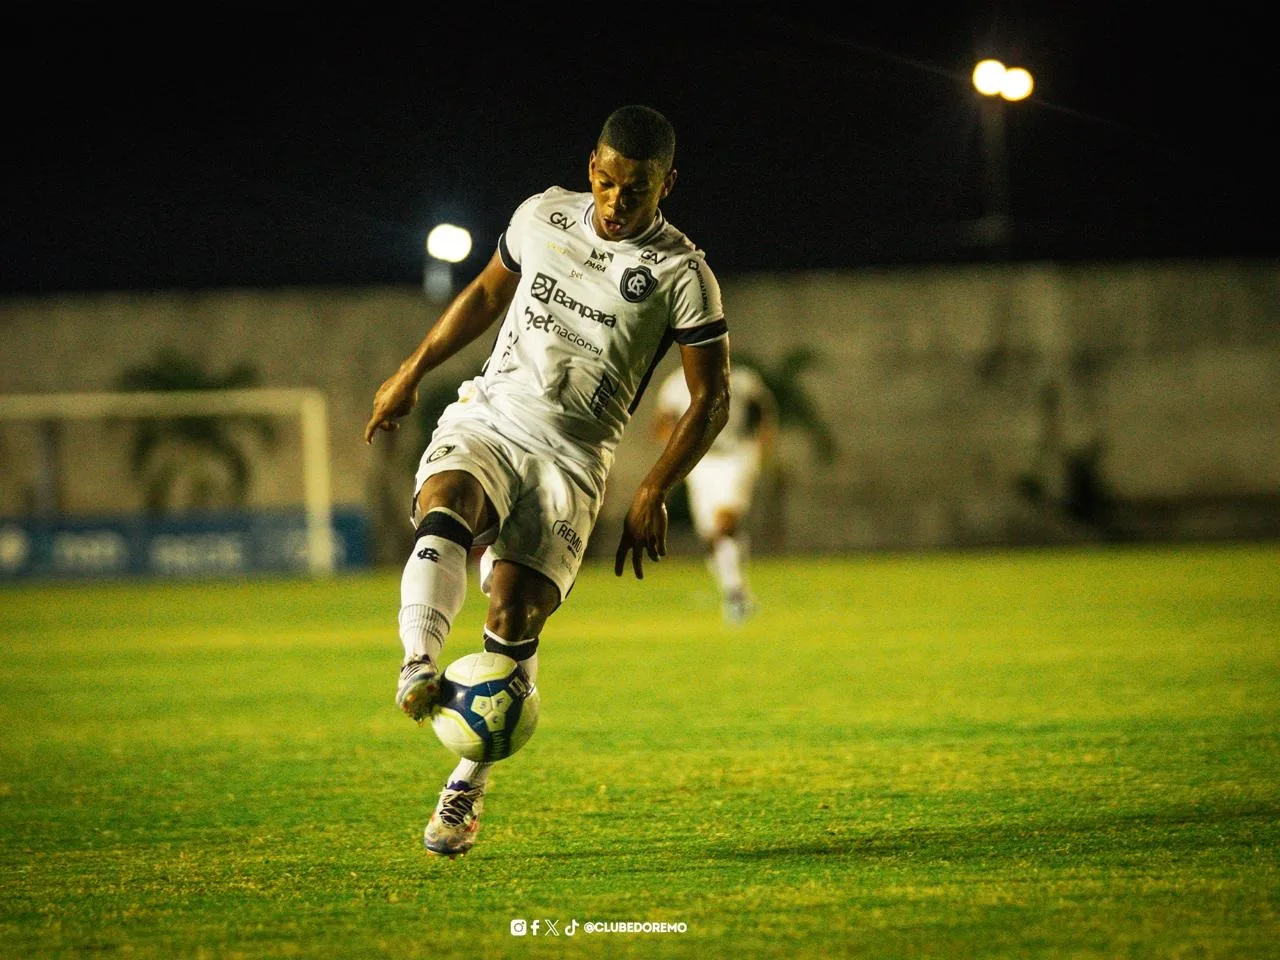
[531,272,557,303]
[426,445,455,463]
[531,272,617,327]
[620,265,657,303]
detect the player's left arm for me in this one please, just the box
[615,337,731,579]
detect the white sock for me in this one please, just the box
[399,507,473,664]
[518,651,539,684]
[711,534,746,595]
[449,757,492,789]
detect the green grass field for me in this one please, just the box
[2,543,1278,959]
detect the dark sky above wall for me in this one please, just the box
[3,5,1275,294]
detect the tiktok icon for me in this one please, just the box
[565,920,580,936]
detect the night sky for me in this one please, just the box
[3,6,1275,295]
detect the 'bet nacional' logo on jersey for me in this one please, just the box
[619,265,657,303]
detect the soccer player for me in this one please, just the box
[363,105,730,857]
[653,363,776,623]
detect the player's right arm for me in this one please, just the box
[364,250,519,443]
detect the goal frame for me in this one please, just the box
[0,388,335,575]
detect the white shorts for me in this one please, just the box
[412,388,605,602]
[684,448,761,539]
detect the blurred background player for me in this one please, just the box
[653,362,776,623]
[364,105,730,857]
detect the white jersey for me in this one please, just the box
[656,364,772,457]
[472,187,726,469]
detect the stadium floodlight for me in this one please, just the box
[426,224,472,264]
[0,388,335,575]
[972,59,1008,97]
[971,58,1035,255]
[972,58,1035,101]
[424,223,472,300]
[1000,67,1034,101]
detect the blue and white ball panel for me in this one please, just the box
[431,652,540,762]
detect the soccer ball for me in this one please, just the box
[430,652,540,762]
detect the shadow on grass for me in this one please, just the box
[704,802,1280,864]
[509,798,1280,875]
[519,802,1280,867]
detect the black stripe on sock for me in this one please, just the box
[414,510,474,551]
[484,633,539,662]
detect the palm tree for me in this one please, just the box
[726,346,837,553]
[115,349,276,512]
[733,346,837,463]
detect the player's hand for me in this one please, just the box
[363,370,419,444]
[615,487,668,580]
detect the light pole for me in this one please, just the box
[972,59,1034,257]
[424,223,472,301]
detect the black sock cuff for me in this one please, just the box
[484,630,539,663]
[414,509,474,551]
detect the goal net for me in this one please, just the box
[0,388,340,578]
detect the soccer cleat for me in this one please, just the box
[396,657,442,723]
[723,590,757,625]
[424,779,486,857]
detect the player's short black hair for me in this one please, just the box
[598,105,676,170]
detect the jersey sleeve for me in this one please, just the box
[496,192,544,273]
[669,255,727,345]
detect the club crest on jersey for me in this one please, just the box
[620,265,657,303]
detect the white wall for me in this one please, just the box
[2,259,1276,559]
